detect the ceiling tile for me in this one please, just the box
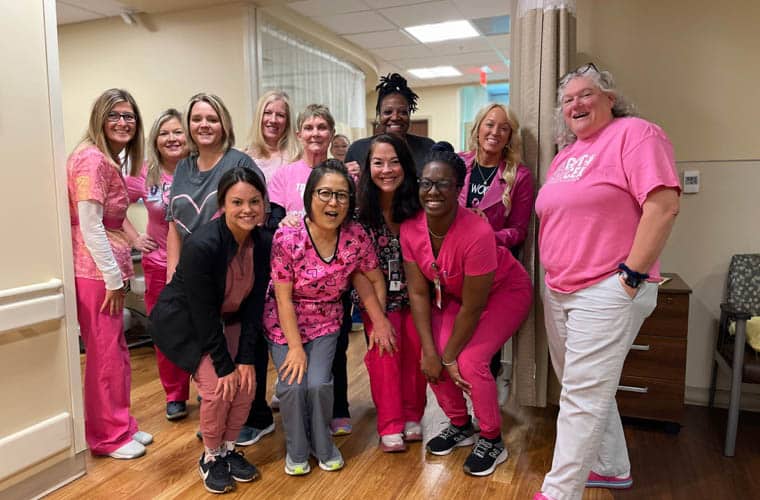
[380,0,462,27]
[56,3,105,24]
[451,0,512,19]
[287,0,370,16]
[311,11,396,35]
[400,50,499,68]
[369,44,433,60]
[426,36,492,54]
[369,0,426,7]
[344,30,415,49]
[59,0,126,15]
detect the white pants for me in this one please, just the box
[541,274,657,500]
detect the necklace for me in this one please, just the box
[428,227,447,239]
[475,161,498,186]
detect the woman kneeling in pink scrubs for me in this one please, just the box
[401,141,532,477]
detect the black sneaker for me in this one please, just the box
[224,449,259,482]
[426,421,476,456]
[198,453,235,494]
[166,401,188,421]
[463,437,508,476]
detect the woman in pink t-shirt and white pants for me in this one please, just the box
[533,64,681,500]
[402,142,532,477]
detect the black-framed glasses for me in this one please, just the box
[314,188,350,204]
[418,178,455,192]
[107,111,137,123]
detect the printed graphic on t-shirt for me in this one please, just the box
[547,154,595,183]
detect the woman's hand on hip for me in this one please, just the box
[215,370,241,402]
[132,232,158,253]
[279,346,307,385]
[444,361,472,395]
[236,364,256,395]
[100,287,125,316]
[421,352,443,383]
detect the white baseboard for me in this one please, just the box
[686,385,760,412]
[0,413,72,480]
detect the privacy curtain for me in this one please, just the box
[510,0,576,407]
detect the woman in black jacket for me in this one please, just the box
[150,167,271,495]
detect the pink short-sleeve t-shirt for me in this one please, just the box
[400,208,521,301]
[126,165,173,268]
[264,219,378,344]
[67,146,133,280]
[266,159,313,216]
[535,117,681,293]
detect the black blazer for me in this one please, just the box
[149,216,272,377]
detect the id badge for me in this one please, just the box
[388,258,401,292]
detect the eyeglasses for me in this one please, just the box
[107,111,137,123]
[559,62,599,86]
[314,188,350,204]
[418,178,455,192]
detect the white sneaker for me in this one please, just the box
[403,421,423,441]
[132,431,153,445]
[108,440,146,459]
[380,433,406,452]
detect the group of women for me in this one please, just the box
[67,64,679,500]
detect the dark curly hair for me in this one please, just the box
[422,141,467,187]
[303,159,356,224]
[357,134,421,229]
[375,73,419,117]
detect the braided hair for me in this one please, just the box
[422,141,467,187]
[375,73,420,116]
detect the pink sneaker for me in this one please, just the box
[586,471,633,489]
[330,418,352,436]
[380,433,406,453]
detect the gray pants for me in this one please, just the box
[269,333,339,463]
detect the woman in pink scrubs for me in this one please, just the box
[401,142,532,477]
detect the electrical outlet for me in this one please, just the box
[683,170,700,194]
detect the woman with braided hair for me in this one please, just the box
[344,73,434,177]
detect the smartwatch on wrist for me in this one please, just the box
[617,263,649,289]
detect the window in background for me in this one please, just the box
[459,83,509,149]
[259,23,366,138]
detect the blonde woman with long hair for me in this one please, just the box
[125,108,190,420]
[66,88,152,459]
[245,90,300,183]
[458,103,535,378]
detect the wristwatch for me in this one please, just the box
[119,280,131,294]
[617,263,649,288]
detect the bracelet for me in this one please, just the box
[441,357,457,366]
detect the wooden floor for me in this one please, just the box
[48,331,760,499]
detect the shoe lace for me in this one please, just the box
[439,425,460,439]
[472,438,492,459]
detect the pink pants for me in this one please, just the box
[363,309,427,436]
[193,322,255,449]
[142,258,190,402]
[75,277,139,454]
[430,280,532,439]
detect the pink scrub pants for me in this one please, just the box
[142,258,190,403]
[363,309,427,436]
[430,278,532,439]
[75,277,139,454]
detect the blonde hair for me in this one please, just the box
[246,90,300,161]
[185,93,235,153]
[80,88,144,175]
[467,103,522,214]
[145,108,184,188]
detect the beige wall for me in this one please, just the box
[576,0,760,404]
[58,3,253,154]
[0,0,84,494]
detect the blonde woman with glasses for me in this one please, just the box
[66,88,152,459]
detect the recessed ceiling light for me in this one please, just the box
[408,66,462,79]
[405,20,479,43]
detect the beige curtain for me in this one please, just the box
[509,0,576,407]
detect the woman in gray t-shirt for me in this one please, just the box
[166,93,265,279]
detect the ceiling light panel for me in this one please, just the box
[405,20,479,43]
[408,66,462,79]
